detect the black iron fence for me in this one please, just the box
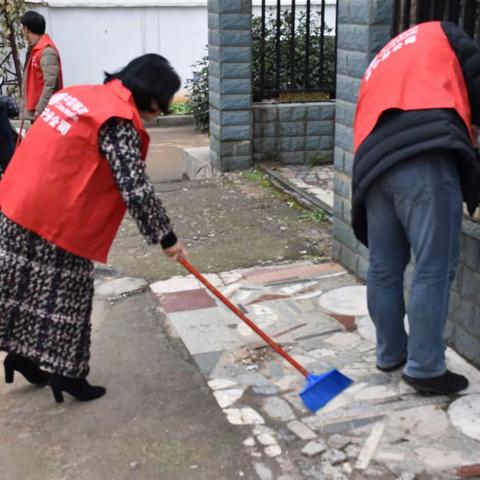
[253,1,337,102]
[392,0,480,39]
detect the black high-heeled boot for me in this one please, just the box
[49,374,106,403]
[3,353,49,386]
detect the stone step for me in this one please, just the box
[184,145,219,180]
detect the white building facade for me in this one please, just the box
[28,0,336,93]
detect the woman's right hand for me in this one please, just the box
[163,240,189,261]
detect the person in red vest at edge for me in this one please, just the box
[0,54,188,403]
[21,10,63,122]
[353,21,480,395]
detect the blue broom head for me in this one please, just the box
[300,369,353,413]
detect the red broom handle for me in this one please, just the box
[178,257,308,378]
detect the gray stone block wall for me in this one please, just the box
[208,0,253,171]
[332,1,393,279]
[333,0,480,367]
[252,103,335,165]
[447,221,480,365]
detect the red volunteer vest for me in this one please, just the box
[25,34,64,111]
[0,80,150,262]
[354,21,472,152]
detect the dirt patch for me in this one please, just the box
[107,173,332,281]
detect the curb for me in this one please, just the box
[11,115,196,129]
[145,114,194,128]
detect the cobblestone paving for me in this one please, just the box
[151,262,480,479]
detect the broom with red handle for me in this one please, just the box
[177,256,353,412]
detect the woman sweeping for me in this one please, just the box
[0,54,187,403]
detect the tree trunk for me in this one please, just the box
[0,7,23,96]
[4,11,23,92]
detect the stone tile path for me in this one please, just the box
[263,163,480,225]
[261,164,334,215]
[151,261,480,479]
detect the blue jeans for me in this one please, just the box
[365,151,463,378]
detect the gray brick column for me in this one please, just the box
[208,0,253,171]
[332,0,393,279]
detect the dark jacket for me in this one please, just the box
[0,96,19,174]
[352,21,480,246]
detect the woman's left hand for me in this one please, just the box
[163,240,189,261]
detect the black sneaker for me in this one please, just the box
[376,358,407,372]
[402,370,469,395]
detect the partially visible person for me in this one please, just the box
[0,54,187,404]
[0,88,19,174]
[352,21,480,395]
[21,10,63,121]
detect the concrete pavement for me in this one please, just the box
[0,275,257,480]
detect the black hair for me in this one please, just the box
[21,11,46,35]
[104,54,181,115]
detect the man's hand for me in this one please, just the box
[163,240,189,261]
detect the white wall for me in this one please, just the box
[29,2,336,94]
[32,5,208,93]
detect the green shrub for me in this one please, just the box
[252,10,335,100]
[185,55,209,132]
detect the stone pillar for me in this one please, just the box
[332,0,393,279]
[208,0,253,171]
